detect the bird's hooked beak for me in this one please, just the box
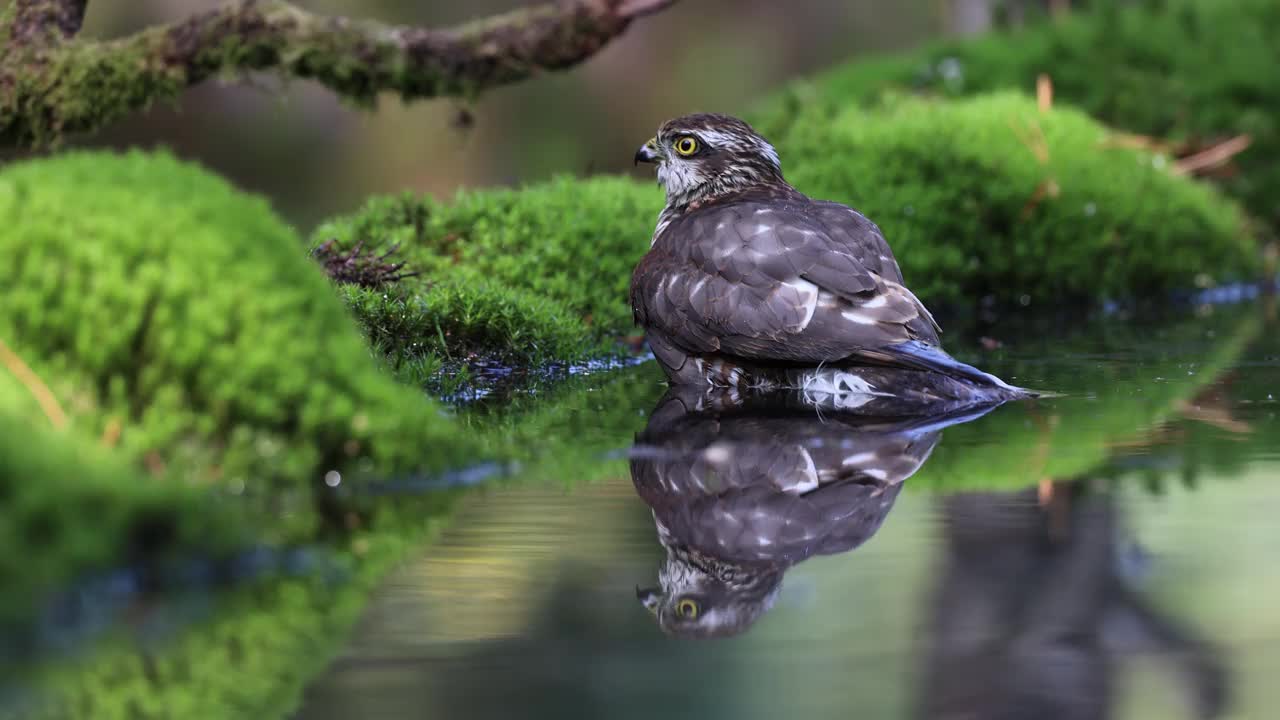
[634,137,660,166]
[636,585,662,615]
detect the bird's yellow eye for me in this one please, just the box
[673,136,699,156]
[676,598,700,618]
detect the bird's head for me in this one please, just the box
[636,547,782,639]
[634,113,784,208]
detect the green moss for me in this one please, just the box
[0,33,185,147]
[0,150,476,519]
[776,93,1256,307]
[311,180,660,368]
[341,280,596,371]
[755,0,1280,233]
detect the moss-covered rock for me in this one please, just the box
[341,280,595,371]
[319,94,1254,364]
[776,93,1256,307]
[0,150,476,511]
[311,180,661,370]
[755,0,1280,233]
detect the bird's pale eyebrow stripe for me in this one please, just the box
[696,129,744,147]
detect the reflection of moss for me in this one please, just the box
[11,505,459,720]
[2,365,665,720]
[755,0,1280,233]
[463,362,665,486]
[0,413,242,630]
[320,94,1252,364]
[912,305,1262,491]
[0,150,478,509]
[1145,311,1280,489]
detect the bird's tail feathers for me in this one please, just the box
[861,341,1038,398]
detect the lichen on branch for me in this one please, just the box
[0,0,675,145]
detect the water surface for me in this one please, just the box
[7,299,1280,720]
[295,299,1280,719]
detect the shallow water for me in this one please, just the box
[293,298,1280,720]
[10,297,1280,719]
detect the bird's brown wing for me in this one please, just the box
[632,200,939,366]
[807,200,907,285]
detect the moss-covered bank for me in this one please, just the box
[755,0,1280,233]
[0,150,479,513]
[319,94,1254,365]
[313,177,661,370]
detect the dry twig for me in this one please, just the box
[1173,135,1253,176]
[0,336,68,430]
[311,238,421,288]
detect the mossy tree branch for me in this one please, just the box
[0,0,674,145]
[7,0,87,43]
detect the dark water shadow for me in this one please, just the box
[920,484,1229,720]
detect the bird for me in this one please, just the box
[631,113,1032,413]
[631,387,995,638]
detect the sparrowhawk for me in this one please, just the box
[631,113,1030,413]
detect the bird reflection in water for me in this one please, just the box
[628,388,1231,719]
[630,386,993,638]
[920,482,1229,720]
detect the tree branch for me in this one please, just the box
[0,0,675,146]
